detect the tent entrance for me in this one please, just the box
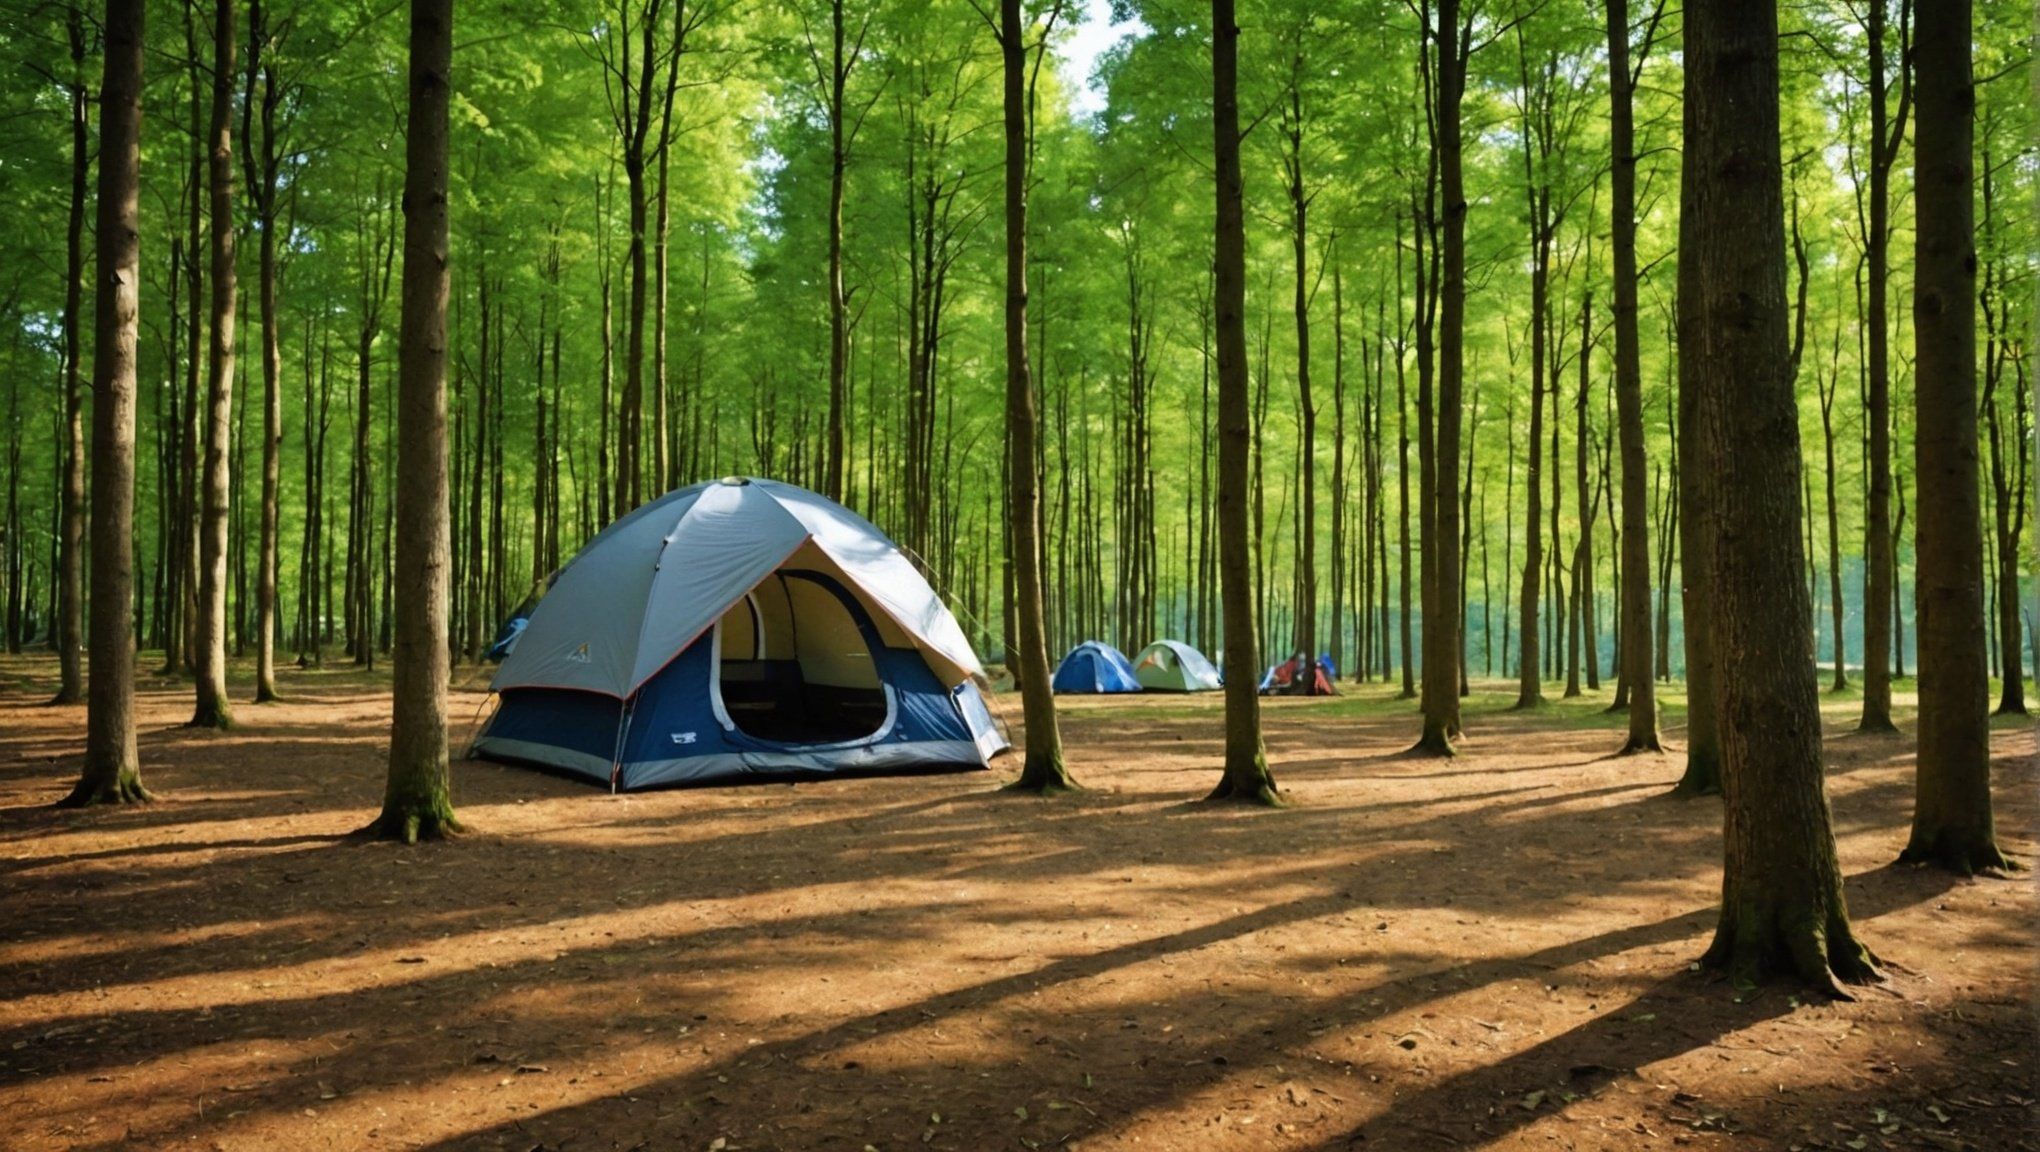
[714,570,889,746]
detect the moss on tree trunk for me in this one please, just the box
[60,768,151,808]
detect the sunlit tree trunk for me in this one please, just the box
[368,0,460,843]
[189,0,238,730]
[242,0,283,702]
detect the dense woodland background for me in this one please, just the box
[0,0,2032,702]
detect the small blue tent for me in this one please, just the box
[1051,641,1142,694]
[471,477,1007,790]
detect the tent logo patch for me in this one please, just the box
[567,642,591,664]
[672,732,697,745]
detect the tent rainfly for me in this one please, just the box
[1050,641,1142,694]
[471,477,1007,790]
[1131,640,1223,692]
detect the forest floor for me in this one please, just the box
[0,653,2034,1152]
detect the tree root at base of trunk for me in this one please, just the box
[1669,755,1721,798]
[46,689,83,707]
[185,706,233,731]
[1204,771,1284,807]
[57,775,152,807]
[1405,727,1457,759]
[1004,752,1079,796]
[356,803,463,845]
[1615,732,1665,756]
[1897,832,2021,877]
[1700,900,1883,1001]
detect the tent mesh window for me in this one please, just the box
[717,572,886,745]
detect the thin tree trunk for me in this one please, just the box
[1209,0,1278,804]
[1606,0,1656,748]
[52,6,89,706]
[189,0,238,730]
[1686,0,1878,991]
[999,0,1073,794]
[244,0,283,702]
[1284,67,1316,658]
[1858,0,1911,735]
[822,0,850,501]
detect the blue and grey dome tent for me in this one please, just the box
[471,477,1008,790]
[1050,641,1142,694]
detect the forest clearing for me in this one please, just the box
[5,0,2037,1146]
[1,656,2034,1151]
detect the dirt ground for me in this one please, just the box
[0,654,2033,1152]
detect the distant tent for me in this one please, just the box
[486,587,548,662]
[1131,640,1223,692]
[484,616,527,662]
[1051,641,1142,694]
[1258,652,1336,696]
[471,477,1007,790]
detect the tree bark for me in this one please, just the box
[1857,0,1910,735]
[1284,64,1316,659]
[66,0,149,807]
[1685,0,1878,993]
[1209,0,1278,804]
[366,0,460,844]
[822,0,849,501]
[189,0,237,730]
[1606,0,1657,750]
[1901,0,2011,875]
[243,0,283,702]
[1414,0,1465,755]
[52,5,89,706]
[999,0,1073,794]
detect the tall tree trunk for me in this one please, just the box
[999,0,1071,794]
[1330,260,1346,676]
[369,0,459,843]
[189,0,238,730]
[822,0,849,501]
[67,0,150,806]
[1510,31,1552,710]
[1901,0,2010,874]
[1209,0,1278,804]
[1606,0,1657,749]
[52,6,89,706]
[1395,287,1414,700]
[1858,0,1910,735]
[1414,0,1465,755]
[1818,331,1849,690]
[1284,69,1316,658]
[1686,0,1878,992]
[1573,297,1596,694]
[244,0,283,702]
[178,2,204,675]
